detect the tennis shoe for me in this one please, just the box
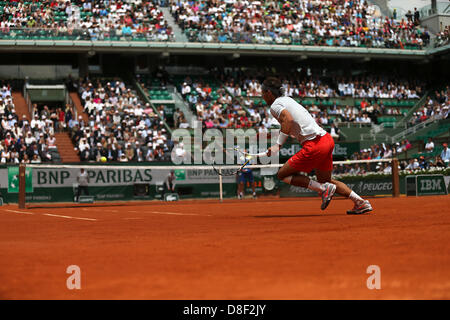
[320,183,336,210]
[347,200,373,215]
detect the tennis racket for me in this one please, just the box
[212,147,268,176]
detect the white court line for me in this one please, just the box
[42,213,97,221]
[81,208,118,212]
[116,210,211,217]
[4,209,34,215]
[128,210,208,216]
[150,211,211,217]
[2,209,96,221]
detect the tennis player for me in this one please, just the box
[262,77,372,215]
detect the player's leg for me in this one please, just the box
[316,169,373,215]
[277,161,310,188]
[238,179,244,199]
[279,133,340,209]
[278,162,337,210]
[277,161,334,196]
[76,186,81,202]
[316,170,350,196]
[249,174,256,198]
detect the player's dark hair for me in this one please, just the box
[262,77,283,97]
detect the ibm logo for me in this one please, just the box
[420,179,442,191]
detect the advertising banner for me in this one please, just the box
[407,175,448,196]
[18,166,235,189]
[279,141,360,160]
[280,177,394,197]
[0,166,237,203]
[7,167,33,193]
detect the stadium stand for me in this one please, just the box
[73,77,172,162]
[0,0,174,41]
[409,86,449,126]
[169,0,430,49]
[198,67,425,130]
[0,82,64,163]
[0,0,439,51]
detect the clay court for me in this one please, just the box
[0,195,449,300]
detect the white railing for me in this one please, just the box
[361,115,442,143]
[360,133,392,142]
[398,92,429,125]
[338,122,373,129]
[390,115,443,142]
[370,123,383,134]
[381,121,407,129]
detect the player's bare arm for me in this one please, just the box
[267,109,293,156]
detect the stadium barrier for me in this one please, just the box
[5,160,449,207]
[0,159,410,208]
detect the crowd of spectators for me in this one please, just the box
[220,69,424,100]
[1,0,442,49]
[333,138,449,175]
[408,86,449,127]
[179,76,256,129]
[174,67,431,135]
[210,68,427,130]
[336,77,423,99]
[0,83,67,164]
[434,25,449,48]
[73,77,172,162]
[170,0,430,49]
[0,0,174,41]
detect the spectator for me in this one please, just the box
[405,10,413,23]
[329,124,340,140]
[441,143,450,164]
[406,159,420,170]
[172,142,189,163]
[105,144,118,162]
[425,138,434,152]
[434,156,446,168]
[30,154,41,163]
[418,156,429,170]
[413,8,420,26]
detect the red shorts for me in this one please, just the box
[288,133,335,173]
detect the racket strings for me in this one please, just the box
[212,146,252,176]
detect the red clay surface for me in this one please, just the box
[0,195,449,299]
